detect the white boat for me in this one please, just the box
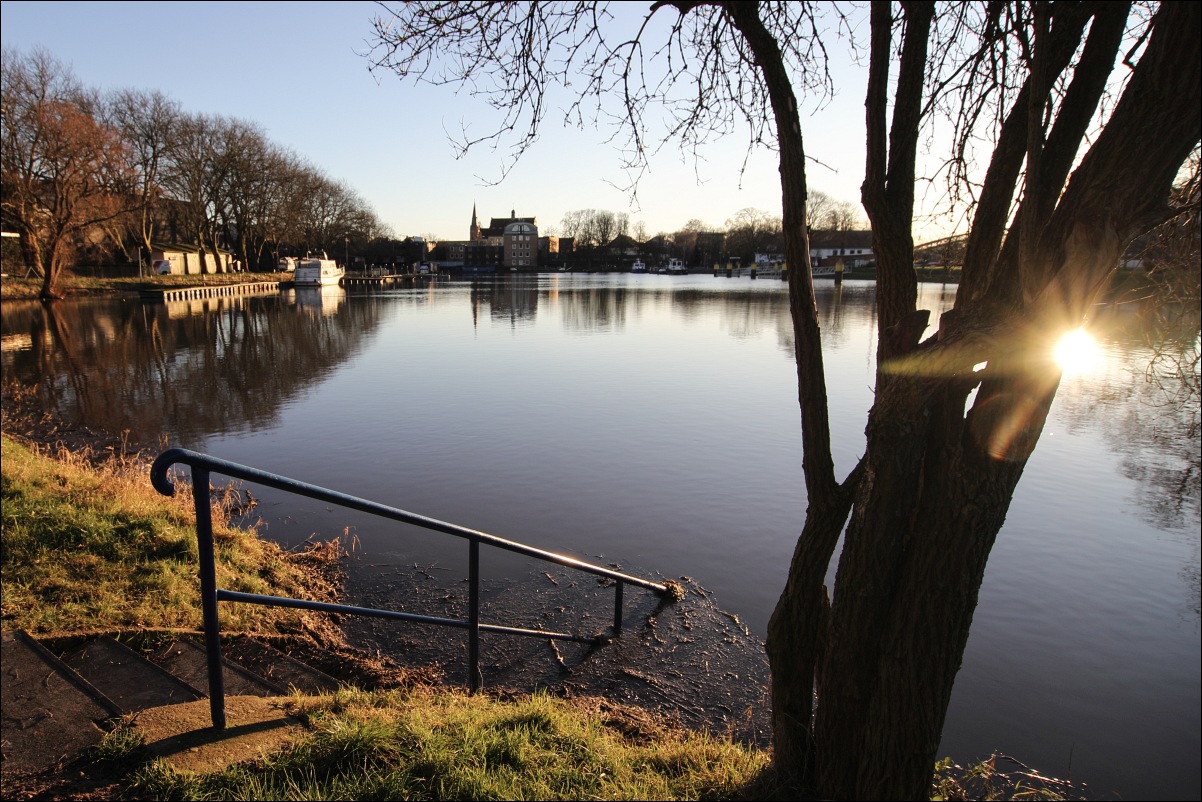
[277,256,297,273]
[661,258,687,275]
[294,255,344,286]
[631,260,647,272]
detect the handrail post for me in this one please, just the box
[468,539,481,693]
[191,467,227,729]
[613,580,624,633]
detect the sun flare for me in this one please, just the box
[1053,329,1103,374]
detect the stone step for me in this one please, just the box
[149,639,288,698]
[3,629,350,778]
[221,636,341,695]
[60,636,203,713]
[1,631,121,775]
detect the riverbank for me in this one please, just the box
[0,271,293,302]
[0,429,784,800]
[1,364,790,800]
[0,431,1082,801]
[2,267,959,302]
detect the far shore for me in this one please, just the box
[0,265,965,303]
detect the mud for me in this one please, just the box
[340,561,773,747]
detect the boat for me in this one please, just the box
[631,260,647,273]
[662,258,688,275]
[293,254,344,286]
[277,256,297,273]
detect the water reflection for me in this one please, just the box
[292,285,347,318]
[1,291,384,443]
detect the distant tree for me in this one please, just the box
[158,112,225,271]
[105,88,181,260]
[1,48,135,299]
[369,3,1200,797]
[725,206,783,262]
[806,188,836,230]
[559,208,628,249]
[593,210,617,247]
[559,209,586,242]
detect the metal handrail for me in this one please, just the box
[150,447,671,729]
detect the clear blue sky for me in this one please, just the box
[1,1,903,242]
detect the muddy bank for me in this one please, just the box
[340,560,773,747]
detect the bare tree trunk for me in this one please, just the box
[724,2,848,788]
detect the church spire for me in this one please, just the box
[470,203,481,242]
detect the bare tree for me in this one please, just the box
[725,206,783,262]
[593,209,617,246]
[1,48,135,299]
[105,88,181,260]
[368,3,1200,798]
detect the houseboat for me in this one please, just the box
[631,260,647,272]
[293,254,344,286]
[661,258,688,275]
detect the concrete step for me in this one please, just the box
[149,639,287,698]
[60,636,203,713]
[222,636,341,695]
[1,631,121,775]
[2,630,346,779]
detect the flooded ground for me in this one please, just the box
[340,562,773,746]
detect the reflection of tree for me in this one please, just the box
[556,285,627,333]
[1053,311,1200,618]
[472,277,539,328]
[1108,371,1201,532]
[1,293,384,447]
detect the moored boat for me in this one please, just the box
[293,254,344,286]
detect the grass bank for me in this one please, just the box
[0,434,342,637]
[0,435,779,800]
[0,438,1076,800]
[110,687,771,801]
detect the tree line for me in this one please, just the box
[1,47,391,300]
[558,189,866,268]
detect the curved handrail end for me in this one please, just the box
[150,447,197,497]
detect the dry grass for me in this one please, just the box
[0,433,344,641]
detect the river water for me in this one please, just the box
[2,274,1198,799]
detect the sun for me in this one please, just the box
[1053,328,1103,374]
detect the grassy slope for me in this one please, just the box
[0,435,340,637]
[0,435,781,800]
